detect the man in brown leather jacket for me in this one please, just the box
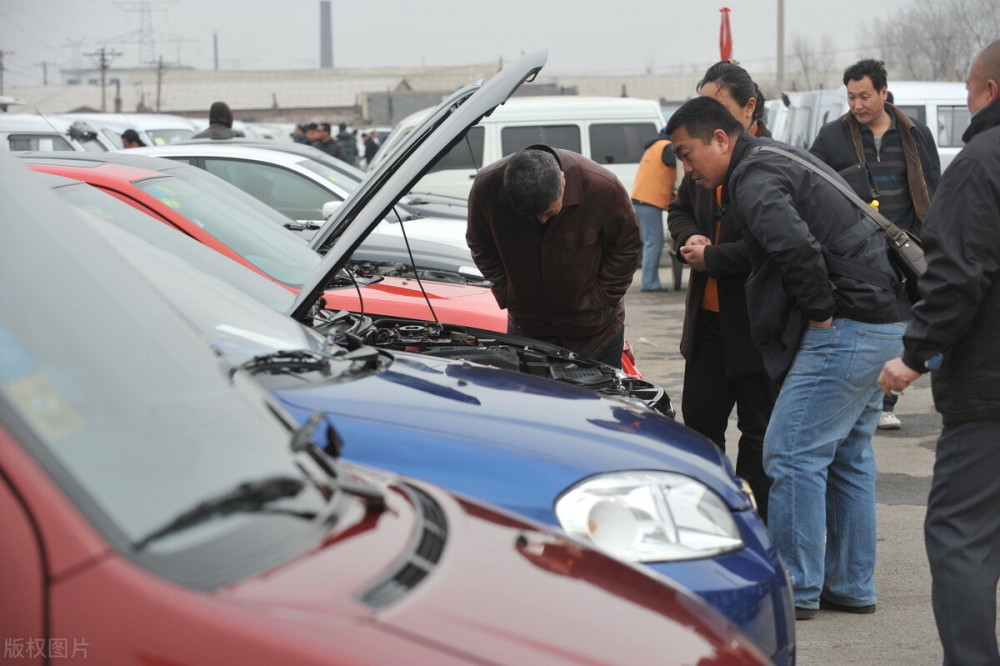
[466,145,641,367]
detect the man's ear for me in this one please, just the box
[989,78,1000,104]
[713,128,733,153]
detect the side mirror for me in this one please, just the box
[322,200,343,220]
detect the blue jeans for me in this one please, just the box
[633,202,664,291]
[763,318,905,609]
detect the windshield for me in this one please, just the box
[53,180,299,314]
[147,128,195,145]
[1,161,321,558]
[133,174,322,287]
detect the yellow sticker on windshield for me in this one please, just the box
[3,372,85,440]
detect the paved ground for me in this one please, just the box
[624,266,945,665]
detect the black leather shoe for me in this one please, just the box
[795,606,818,620]
[819,598,876,614]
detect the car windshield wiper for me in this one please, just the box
[292,411,385,511]
[284,219,324,231]
[242,349,332,376]
[133,476,311,550]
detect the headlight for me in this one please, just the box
[554,471,743,563]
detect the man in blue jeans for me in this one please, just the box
[665,96,909,620]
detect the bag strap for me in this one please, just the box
[753,145,913,252]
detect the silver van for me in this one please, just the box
[372,96,664,199]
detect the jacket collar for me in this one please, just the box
[964,98,1000,143]
[722,131,761,201]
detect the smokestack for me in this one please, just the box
[320,1,333,68]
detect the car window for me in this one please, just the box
[896,104,926,125]
[132,174,322,288]
[428,126,485,172]
[8,133,75,151]
[297,158,362,193]
[146,128,195,145]
[589,122,657,165]
[501,125,581,156]
[203,158,342,221]
[936,105,971,148]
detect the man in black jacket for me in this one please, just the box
[811,58,941,430]
[879,40,1000,665]
[666,96,908,621]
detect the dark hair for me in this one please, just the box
[665,96,743,142]
[305,122,318,131]
[317,122,332,133]
[843,58,888,91]
[697,60,766,123]
[120,129,145,146]
[503,149,563,218]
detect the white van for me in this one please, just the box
[62,112,198,147]
[775,81,970,170]
[373,96,665,198]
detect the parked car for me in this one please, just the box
[124,141,478,282]
[62,112,199,147]
[0,114,115,152]
[371,95,663,199]
[154,138,470,220]
[36,50,796,664]
[18,151,508,332]
[1,152,771,666]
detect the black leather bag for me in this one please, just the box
[755,145,926,302]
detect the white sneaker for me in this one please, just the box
[878,411,902,430]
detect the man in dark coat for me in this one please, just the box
[668,61,775,520]
[466,146,641,367]
[311,123,347,161]
[336,123,358,166]
[666,96,908,621]
[811,58,941,430]
[879,39,1000,665]
[193,101,245,140]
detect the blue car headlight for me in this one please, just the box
[554,471,743,563]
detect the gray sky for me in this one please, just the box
[1,0,912,89]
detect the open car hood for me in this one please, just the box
[291,50,548,320]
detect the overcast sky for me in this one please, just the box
[1,0,913,89]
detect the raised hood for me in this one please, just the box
[290,50,547,320]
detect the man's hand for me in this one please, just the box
[879,357,922,396]
[680,235,712,271]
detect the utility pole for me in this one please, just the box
[0,51,13,96]
[35,60,55,85]
[147,54,176,111]
[84,46,122,112]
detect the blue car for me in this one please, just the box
[37,50,796,664]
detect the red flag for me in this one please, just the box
[719,7,733,61]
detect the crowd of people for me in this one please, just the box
[465,41,1000,664]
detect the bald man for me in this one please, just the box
[879,39,1000,665]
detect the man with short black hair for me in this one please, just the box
[466,146,641,367]
[666,95,908,620]
[311,122,346,161]
[810,58,940,430]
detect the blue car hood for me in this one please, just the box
[266,350,750,523]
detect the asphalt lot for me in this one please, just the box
[624,266,945,665]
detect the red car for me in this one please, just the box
[22,152,642,378]
[22,152,508,331]
[1,149,765,665]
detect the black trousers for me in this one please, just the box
[925,420,1000,665]
[681,310,776,520]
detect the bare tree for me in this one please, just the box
[788,34,836,91]
[859,0,1000,81]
